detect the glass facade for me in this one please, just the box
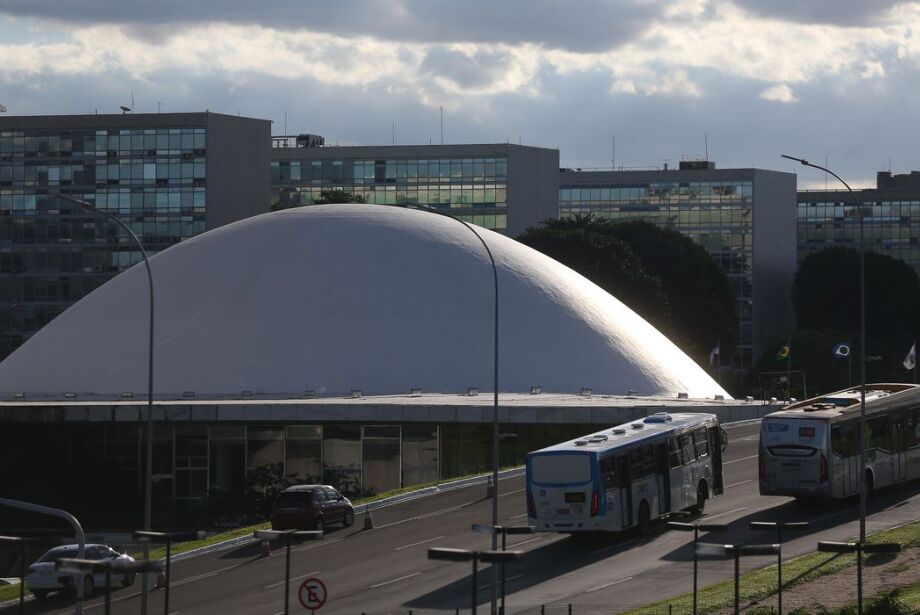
[797,193,920,271]
[271,155,508,231]
[560,179,755,367]
[0,126,208,357]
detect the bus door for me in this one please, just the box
[708,426,725,495]
[615,455,632,528]
[892,412,908,482]
[654,442,671,514]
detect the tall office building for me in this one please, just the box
[798,170,920,271]
[0,112,270,357]
[270,141,559,237]
[559,161,798,368]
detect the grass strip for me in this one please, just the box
[622,519,920,615]
[0,583,23,603]
[143,466,521,560]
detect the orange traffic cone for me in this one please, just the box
[259,539,272,558]
[363,507,374,530]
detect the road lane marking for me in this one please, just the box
[171,562,242,587]
[584,576,633,593]
[479,574,524,589]
[263,569,320,590]
[724,454,759,465]
[507,536,542,548]
[369,571,424,589]
[507,513,528,520]
[591,538,639,555]
[293,537,344,552]
[499,488,525,498]
[724,479,753,489]
[703,506,749,521]
[395,535,446,551]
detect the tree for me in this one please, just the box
[793,248,920,349]
[518,216,737,367]
[271,189,365,211]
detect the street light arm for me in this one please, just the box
[781,155,853,195]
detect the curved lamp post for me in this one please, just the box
[780,156,867,543]
[408,204,500,612]
[58,195,155,613]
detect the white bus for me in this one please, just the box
[759,383,920,499]
[526,413,726,534]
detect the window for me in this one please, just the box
[600,456,616,489]
[693,428,709,458]
[679,434,696,464]
[312,488,327,503]
[867,416,890,450]
[668,437,682,468]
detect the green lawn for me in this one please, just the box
[623,519,920,614]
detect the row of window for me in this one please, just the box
[0,188,207,212]
[272,157,508,184]
[0,129,206,155]
[831,409,920,456]
[0,161,207,185]
[598,427,712,488]
[561,182,753,203]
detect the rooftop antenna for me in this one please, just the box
[825,157,829,189]
[612,134,615,170]
[284,110,287,136]
[0,104,6,113]
[157,102,164,113]
[392,122,395,145]
[440,106,443,145]
[704,133,709,161]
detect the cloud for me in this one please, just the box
[0,0,672,52]
[759,84,798,103]
[729,0,907,26]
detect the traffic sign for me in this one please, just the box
[298,577,327,612]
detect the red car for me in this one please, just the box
[271,485,355,532]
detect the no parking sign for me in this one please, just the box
[299,577,327,612]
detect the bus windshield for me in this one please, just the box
[531,453,591,485]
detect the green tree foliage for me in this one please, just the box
[518,216,738,367]
[271,189,365,211]
[793,247,920,348]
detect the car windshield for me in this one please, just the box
[276,491,311,506]
[38,547,80,563]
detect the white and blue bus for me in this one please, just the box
[759,383,920,499]
[526,413,726,534]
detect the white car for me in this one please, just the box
[26,544,136,599]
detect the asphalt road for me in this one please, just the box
[7,420,920,614]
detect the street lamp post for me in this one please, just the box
[56,557,163,615]
[818,541,900,615]
[780,155,868,544]
[428,548,522,615]
[134,530,177,615]
[410,205,501,611]
[749,521,809,614]
[473,524,534,613]
[697,543,780,615]
[254,529,323,614]
[58,194,156,615]
[668,521,727,615]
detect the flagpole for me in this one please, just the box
[786,340,792,400]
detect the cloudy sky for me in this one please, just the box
[1,0,919,187]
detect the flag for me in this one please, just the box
[776,342,790,361]
[832,342,850,361]
[904,342,916,370]
[709,342,720,366]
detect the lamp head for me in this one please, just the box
[781,154,809,166]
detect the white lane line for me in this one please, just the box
[703,506,749,521]
[724,479,753,489]
[499,488,525,498]
[584,576,633,593]
[293,537,344,552]
[369,571,424,589]
[171,562,242,587]
[263,570,320,590]
[592,538,639,555]
[507,513,528,520]
[374,499,482,531]
[507,536,542,548]
[723,419,763,429]
[724,454,759,465]
[479,574,524,589]
[395,535,446,551]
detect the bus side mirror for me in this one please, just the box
[720,427,728,452]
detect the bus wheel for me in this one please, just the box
[692,482,708,514]
[637,501,651,536]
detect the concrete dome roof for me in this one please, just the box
[0,204,728,400]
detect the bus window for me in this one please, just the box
[600,456,616,489]
[679,434,696,464]
[867,416,890,450]
[668,437,682,468]
[693,428,709,458]
[632,445,656,479]
[910,409,920,448]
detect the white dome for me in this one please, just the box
[0,204,729,399]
